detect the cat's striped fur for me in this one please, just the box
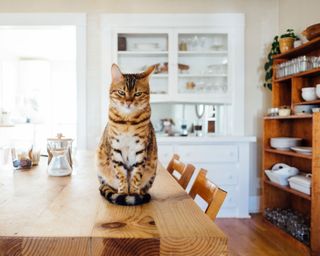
[96,64,157,206]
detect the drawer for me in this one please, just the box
[219,186,237,208]
[200,164,238,186]
[157,145,174,167]
[176,144,238,163]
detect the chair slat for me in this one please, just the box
[166,154,195,189]
[189,168,227,221]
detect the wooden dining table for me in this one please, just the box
[0,151,228,256]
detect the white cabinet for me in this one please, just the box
[112,29,232,104]
[101,14,244,104]
[157,136,255,218]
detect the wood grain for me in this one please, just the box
[216,214,310,256]
[0,151,227,256]
[312,112,320,254]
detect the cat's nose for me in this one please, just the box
[126,101,132,107]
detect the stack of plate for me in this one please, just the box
[290,146,312,155]
[270,137,302,150]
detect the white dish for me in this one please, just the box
[294,105,314,114]
[265,170,289,185]
[290,146,312,155]
[316,84,320,98]
[301,87,315,92]
[302,91,317,101]
[265,163,299,186]
[270,137,302,150]
[288,173,311,195]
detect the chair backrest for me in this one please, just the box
[189,168,227,221]
[166,154,195,189]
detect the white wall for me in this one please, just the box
[279,0,320,36]
[0,0,281,200]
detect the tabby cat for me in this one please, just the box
[96,64,158,206]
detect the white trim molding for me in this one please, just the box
[0,13,87,149]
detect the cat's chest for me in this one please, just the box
[112,133,144,166]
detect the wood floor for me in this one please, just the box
[215,214,308,256]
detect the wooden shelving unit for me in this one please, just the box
[263,37,320,255]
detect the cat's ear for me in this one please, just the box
[111,64,124,83]
[141,65,156,79]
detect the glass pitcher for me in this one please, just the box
[47,133,73,176]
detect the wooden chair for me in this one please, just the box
[166,154,195,190]
[189,168,227,221]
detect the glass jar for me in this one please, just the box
[47,133,73,176]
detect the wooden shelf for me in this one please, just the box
[294,100,320,105]
[273,67,320,83]
[263,219,310,255]
[264,148,312,160]
[273,37,320,60]
[264,180,311,201]
[264,114,313,120]
[266,32,320,255]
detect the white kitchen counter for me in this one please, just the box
[156,134,256,218]
[156,134,256,144]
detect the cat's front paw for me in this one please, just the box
[130,187,141,194]
[118,186,129,194]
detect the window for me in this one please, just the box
[0,26,77,152]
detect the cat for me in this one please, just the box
[96,64,158,206]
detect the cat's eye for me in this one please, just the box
[134,92,142,97]
[117,90,125,96]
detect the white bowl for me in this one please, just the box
[302,87,315,92]
[316,84,320,98]
[302,91,317,101]
[270,137,302,150]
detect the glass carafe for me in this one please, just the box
[47,133,73,176]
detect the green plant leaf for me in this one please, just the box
[266,71,272,80]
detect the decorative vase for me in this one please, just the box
[279,37,294,53]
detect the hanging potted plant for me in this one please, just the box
[279,29,299,53]
[263,36,280,90]
[264,29,299,90]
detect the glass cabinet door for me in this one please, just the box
[116,32,169,96]
[177,33,228,96]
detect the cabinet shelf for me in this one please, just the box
[264,180,311,201]
[264,114,313,120]
[152,74,168,78]
[273,37,320,60]
[118,51,168,56]
[264,20,320,256]
[178,51,227,55]
[178,74,227,78]
[264,148,312,160]
[273,67,320,82]
[294,100,320,105]
[263,219,310,254]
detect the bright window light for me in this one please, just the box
[0,26,77,152]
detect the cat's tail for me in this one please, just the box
[99,184,151,206]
